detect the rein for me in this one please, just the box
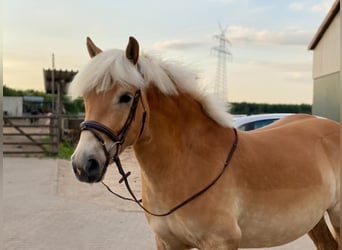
[80,89,239,217]
[112,128,238,217]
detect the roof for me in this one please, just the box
[23,96,44,102]
[308,0,340,50]
[43,69,78,94]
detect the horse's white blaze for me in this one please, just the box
[71,131,107,167]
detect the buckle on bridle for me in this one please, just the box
[108,141,122,158]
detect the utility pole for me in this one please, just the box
[211,23,232,102]
[43,59,77,153]
[51,53,55,113]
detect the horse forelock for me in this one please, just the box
[68,49,233,128]
[68,49,145,98]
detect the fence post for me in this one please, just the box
[50,114,59,156]
[56,80,63,146]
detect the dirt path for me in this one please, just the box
[4,154,315,249]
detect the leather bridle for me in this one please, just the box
[79,80,238,217]
[80,90,146,169]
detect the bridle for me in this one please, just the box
[80,90,146,169]
[79,80,238,217]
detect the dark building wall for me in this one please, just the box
[312,72,340,121]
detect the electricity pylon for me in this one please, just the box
[211,23,232,102]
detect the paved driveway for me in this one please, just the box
[4,156,315,249]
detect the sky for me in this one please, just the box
[3,0,336,104]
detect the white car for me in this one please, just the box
[233,113,293,131]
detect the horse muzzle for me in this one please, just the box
[72,157,106,183]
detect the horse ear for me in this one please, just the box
[86,37,102,58]
[126,36,139,65]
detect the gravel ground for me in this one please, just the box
[4,153,315,250]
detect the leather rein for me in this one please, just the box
[80,90,239,217]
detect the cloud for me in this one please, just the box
[284,71,312,82]
[288,0,334,13]
[153,39,205,51]
[208,0,237,4]
[246,60,312,75]
[226,25,313,46]
[288,2,305,11]
[311,0,333,13]
[244,61,312,87]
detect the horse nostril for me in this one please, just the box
[85,159,100,176]
[72,161,81,175]
[72,158,102,183]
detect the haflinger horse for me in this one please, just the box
[70,36,340,250]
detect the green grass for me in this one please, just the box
[58,141,74,160]
[40,136,74,160]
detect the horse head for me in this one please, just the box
[70,37,148,183]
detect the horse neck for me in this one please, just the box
[134,86,234,183]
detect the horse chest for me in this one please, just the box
[147,215,198,246]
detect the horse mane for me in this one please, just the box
[69,49,233,128]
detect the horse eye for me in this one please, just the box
[119,94,132,104]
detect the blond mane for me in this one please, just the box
[68,49,233,127]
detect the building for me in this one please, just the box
[308,0,340,122]
[3,96,45,116]
[3,96,23,116]
[43,69,77,95]
[43,69,78,114]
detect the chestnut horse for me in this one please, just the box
[70,36,340,250]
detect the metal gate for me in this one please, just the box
[3,115,59,156]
